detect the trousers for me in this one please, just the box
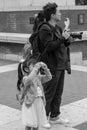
[44,70,65,118]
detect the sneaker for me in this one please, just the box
[42,123,51,129]
[50,116,69,124]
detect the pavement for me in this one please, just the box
[0,60,87,130]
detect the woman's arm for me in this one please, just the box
[39,24,65,52]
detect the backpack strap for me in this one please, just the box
[37,22,53,60]
[38,22,52,31]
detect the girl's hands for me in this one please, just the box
[35,62,48,73]
[39,62,47,69]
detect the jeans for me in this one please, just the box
[44,70,65,118]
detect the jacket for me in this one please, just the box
[22,62,52,107]
[39,23,71,74]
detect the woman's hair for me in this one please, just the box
[43,2,57,22]
[33,11,45,32]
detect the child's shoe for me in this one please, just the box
[42,123,51,129]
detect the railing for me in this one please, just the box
[0,31,87,44]
[0,32,31,44]
[0,31,87,62]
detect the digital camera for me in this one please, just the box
[70,32,83,39]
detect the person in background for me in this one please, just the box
[38,2,71,124]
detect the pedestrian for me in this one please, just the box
[38,2,71,124]
[21,58,52,130]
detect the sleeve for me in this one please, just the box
[23,76,28,85]
[64,36,72,47]
[22,76,31,97]
[23,76,31,90]
[23,64,40,86]
[39,25,65,52]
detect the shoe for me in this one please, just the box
[42,123,51,129]
[50,116,69,124]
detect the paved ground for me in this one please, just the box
[0,59,18,66]
[0,60,87,130]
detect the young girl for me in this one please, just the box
[21,59,52,130]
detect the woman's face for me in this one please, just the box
[52,8,61,22]
[56,9,61,21]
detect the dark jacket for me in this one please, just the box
[39,23,70,74]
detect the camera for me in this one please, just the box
[70,32,83,40]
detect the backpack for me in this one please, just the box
[29,31,41,61]
[29,22,52,62]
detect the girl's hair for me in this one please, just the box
[33,11,45,32]
[43,2,57,22]
[23,42,32,59]
[17,58,37,91]
[26,57,37,67]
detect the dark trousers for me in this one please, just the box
[44,70,65,118]
[25,126,38,130]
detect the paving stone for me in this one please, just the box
[0,120,78,130]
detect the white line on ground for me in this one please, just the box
[1,98,87,130]
[61,98,87,127]
[0,104,21,126]
[0,64,18,73]
[71,65,87,72]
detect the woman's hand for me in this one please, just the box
[62,31,70,40]
[63,17,70,40]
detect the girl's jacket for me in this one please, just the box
[22,62,52,106]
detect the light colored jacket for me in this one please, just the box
[23,62,52,106]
